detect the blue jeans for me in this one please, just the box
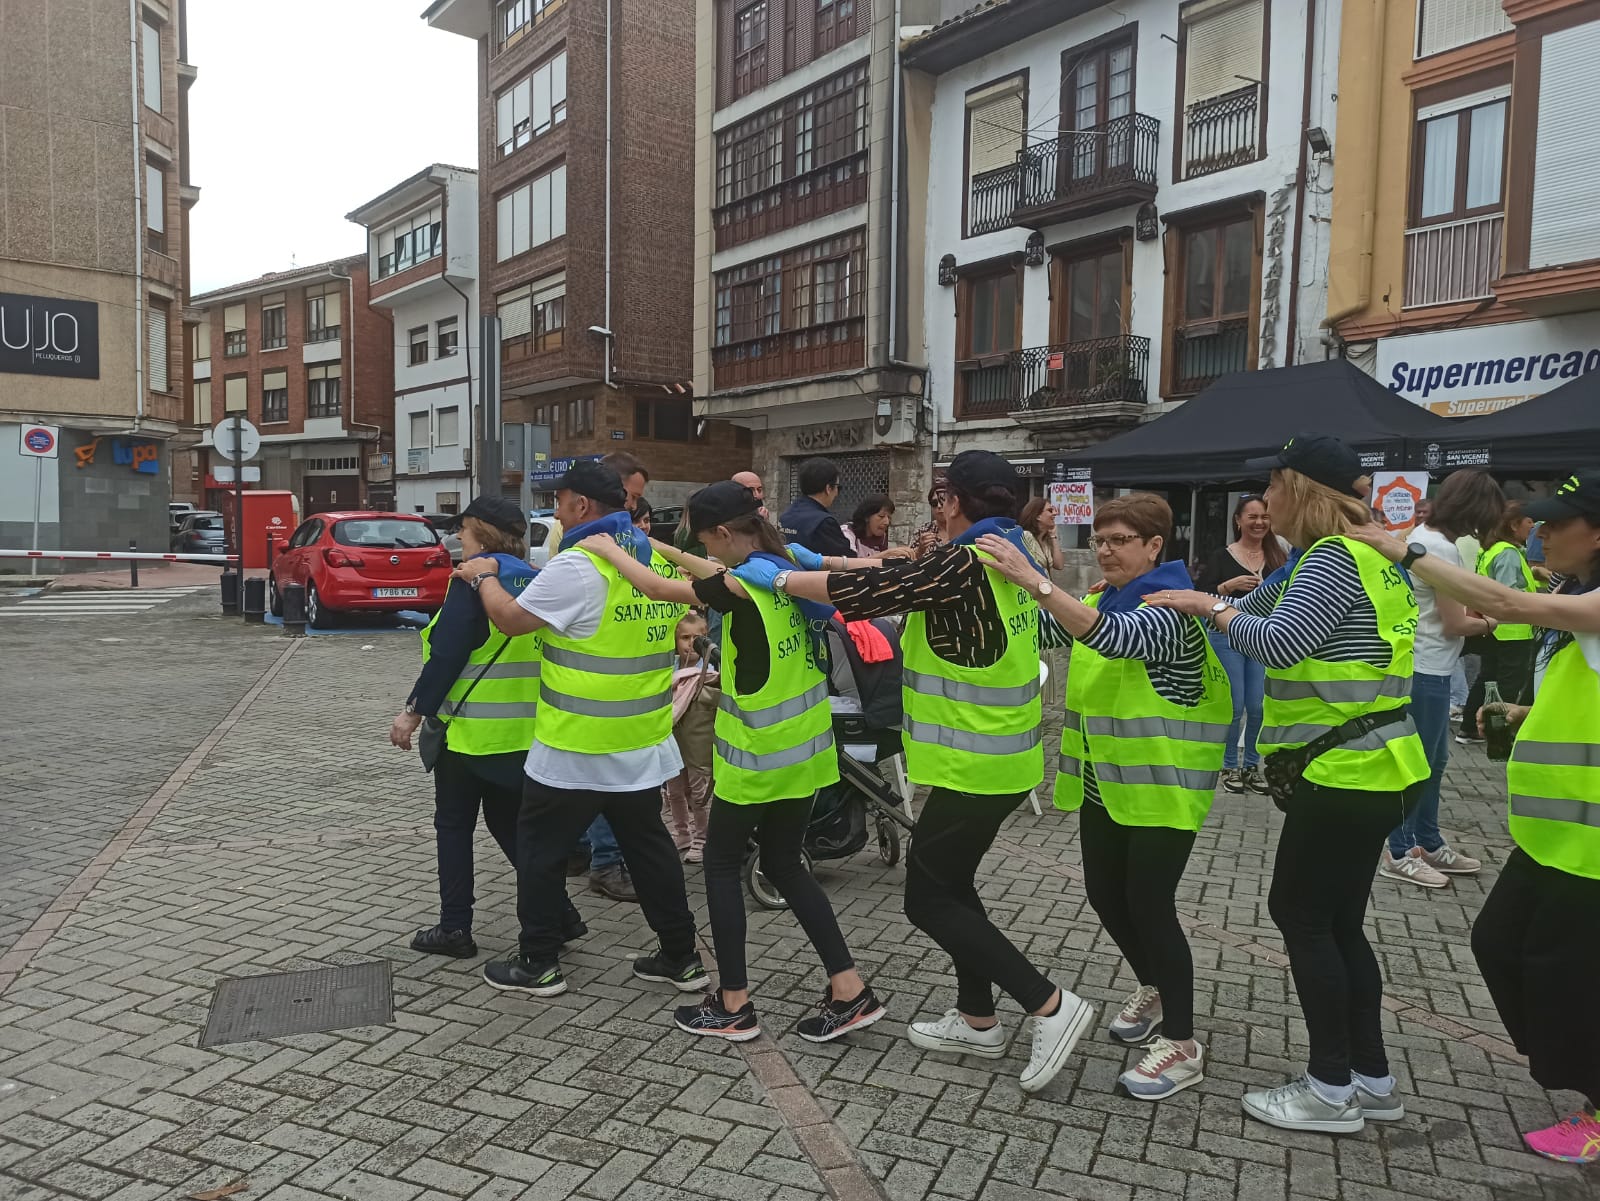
[1388,671,1452,857]
[584,815,623,871]
[1209,631,1264,769]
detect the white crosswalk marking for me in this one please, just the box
[0,587,209,618]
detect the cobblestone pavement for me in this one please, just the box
[1,610,1597,1201]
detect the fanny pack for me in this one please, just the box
[1261,709,1412,811]
[418,636,510,772]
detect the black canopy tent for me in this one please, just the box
[1048,360,1455,486]
[1403,369,1600,475]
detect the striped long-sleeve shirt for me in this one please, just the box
[1225,541,1394,668]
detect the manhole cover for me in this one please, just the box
[199,961,392,1049]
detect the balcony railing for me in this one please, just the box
[712,317,865,389]
[1172,318,1250,395]
[956,358,1013,418]
[1182,84,1261,180]
[1014,114,1160,221]
[1404,213,1504,309]
[1012,334,1150,412]
[969,165,1020,236]
[714,150,868,250]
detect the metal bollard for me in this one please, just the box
[281,582,307,636]
[219,568,240,613]
[242,576,266,623]
[129,539,139,588]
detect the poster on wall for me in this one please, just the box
[1048,467,1095,526]
[1370,470,1429,534]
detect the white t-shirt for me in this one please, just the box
[515,550,684,792]
[1411,524,1464,677]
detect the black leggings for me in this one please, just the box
[1269,780,1416,1087]
[1079,800,1198,1041]
[903,787,1056,1018]
[1473,848,1600,1108]
[703,794,854,993]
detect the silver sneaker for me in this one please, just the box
[1355,1079,1406,1122]
[1242,1075,1364,1134]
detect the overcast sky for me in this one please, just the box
[188,1,478,293]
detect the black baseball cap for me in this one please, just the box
[1525,472,1600,523]
[556,459,628,510]
[688,480,761,534]
[944,449,1020,497]
[439,495,525,536]
[1244,433,1366,499]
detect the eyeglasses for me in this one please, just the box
[1089,533,1146,550]
[927,489,950,506]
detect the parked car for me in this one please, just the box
[268,511,451,627]
[528,514,557,568]
[169,501,198,534]
[418,514,464,565]
[172,511,226,557]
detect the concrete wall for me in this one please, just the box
[53,427,170,569]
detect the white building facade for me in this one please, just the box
[905,0,1342,481]
[347,164,480,517]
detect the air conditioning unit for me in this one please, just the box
[872,396,919,446]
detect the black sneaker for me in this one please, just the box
[674,991,761,1041]
[632,950,710,992]
[410,925,477,958]
[796,986,887,1043]
[483,954,567,997]
[1220,770,1245,794]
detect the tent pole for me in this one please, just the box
[1189,484,1199,565]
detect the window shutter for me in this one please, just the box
[718,0,736,106]
[224,303,245,333]
[499,290,534,338]
[1184,0,1263,105]
[967,85,1025,178]
[148,303,168,393]
[225,375,247,411]
[323,292,341,328]
[1416,0,1512,58]
[497,88,514,142]
[146,165,164,232]
[263,369,287,391]
[1530,21,1600,269]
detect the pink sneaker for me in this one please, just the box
[1524,1110,1600,1163]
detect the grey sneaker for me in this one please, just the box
[1354,1079,1406,1122]
[1242,1075,1364,1134]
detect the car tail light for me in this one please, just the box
[323,547,365,568]
[423,548,451,570]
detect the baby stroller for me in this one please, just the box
[744,616,918,909]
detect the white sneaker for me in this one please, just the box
[906,1009,1007,1059]
[1108,984,1163,1044]
[1377,847,1450,889]
[1119,1037,1205,1101]
[1019,990,1095,1094]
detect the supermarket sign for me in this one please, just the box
[1377,314,1600,417]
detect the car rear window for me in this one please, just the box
[333,519,439,549]
[528,523,549,547]
[191,515,224,530]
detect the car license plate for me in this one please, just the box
[373,587,419,598]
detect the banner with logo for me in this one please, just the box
[0,292,100,379]
[1371,470,1429,533]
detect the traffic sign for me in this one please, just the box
[19,424,59,459]
[212,465,262,484]
[213,417,261,462]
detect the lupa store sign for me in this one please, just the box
[1376,314,1600,417]
[0,292,100,380]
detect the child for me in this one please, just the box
[663,611,717,862]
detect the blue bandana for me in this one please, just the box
[1098,559,1194,615]
[473,551,537,593]
[560,510,651,565]
[950,517,1046,574]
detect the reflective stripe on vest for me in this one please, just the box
[449,699,541,720]
[1476,542,1539,641]
[419,583,543,758]
[1256,537,1428,792]
[1055,593,1231,831]
[1504,641,1600,880]
[898,549,1043,794]
[533,547,685,754]
[712,580,837,803]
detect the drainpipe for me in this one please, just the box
[443,273,475,504]
[885,0,902,365]
[1284,0,1318,364]
[129,0,145,431]
[1322,0,1388,329]
[603,0,614,388]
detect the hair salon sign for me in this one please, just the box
[0,292,100,380]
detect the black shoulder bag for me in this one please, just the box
[417,636,511,773]
[1261,709,1413,811]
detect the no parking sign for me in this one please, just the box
[19,425,59,458]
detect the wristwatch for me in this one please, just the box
[468,572,489,591]
[773,570,792,593]
[403,700,418,715]
[1208,599,1235,629]
[1034,576,1054,598]
[1400,541,1428,570]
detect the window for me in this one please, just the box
[1413,90,1507,224]
[262,369,288,423]
[409,410,430,450]
[499,271,566,361]
[436,406,460,447]
[497,0,565,50]
[192,379,211,426]
[223,304,246,356]
[260,293,286,350]
[142,20,162,112]
[814,0,858,55]
[305,284,342,342]
[636,397,692,441]
[1528,23,1600,269]
[436,492,461,514]
[409,326,429,366]
[1416,0,1512,59]
[437,316,458,357]
[191,316,210,364]
[145,162,165,254]
[147,298,170,393]
[732,0,769,99]
[954,265,1020,417]
[497,51,568,158]
[1058,245,1125,344]
[496,164,568,261]
[307,363,342,418]
[1065,34,1134,180]
[965,76,1026,235]
[1178,0,1265,179]
[377,206,442,278]
[223,374,248,413]
[1170,210,1257,394]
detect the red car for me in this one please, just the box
[269,511,451,627]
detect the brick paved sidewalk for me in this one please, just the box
[1,627,1596,1201]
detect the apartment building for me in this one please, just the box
[905,0,1339,488]
[425,0,749,507]
[690,0,933,523]
[1329,0,1600,424]
[0,0,198,563]
[188,259,394,516]
[347,165,479,518]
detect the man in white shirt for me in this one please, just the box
[461,461,706,999]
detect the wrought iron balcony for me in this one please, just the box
[1012,334,1149,412]
[969,165,1020,236]
[1013,114,1159,226]
[1181,84,1261,180]
[1404,213,1504,309]
[1172,317,1250,396]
